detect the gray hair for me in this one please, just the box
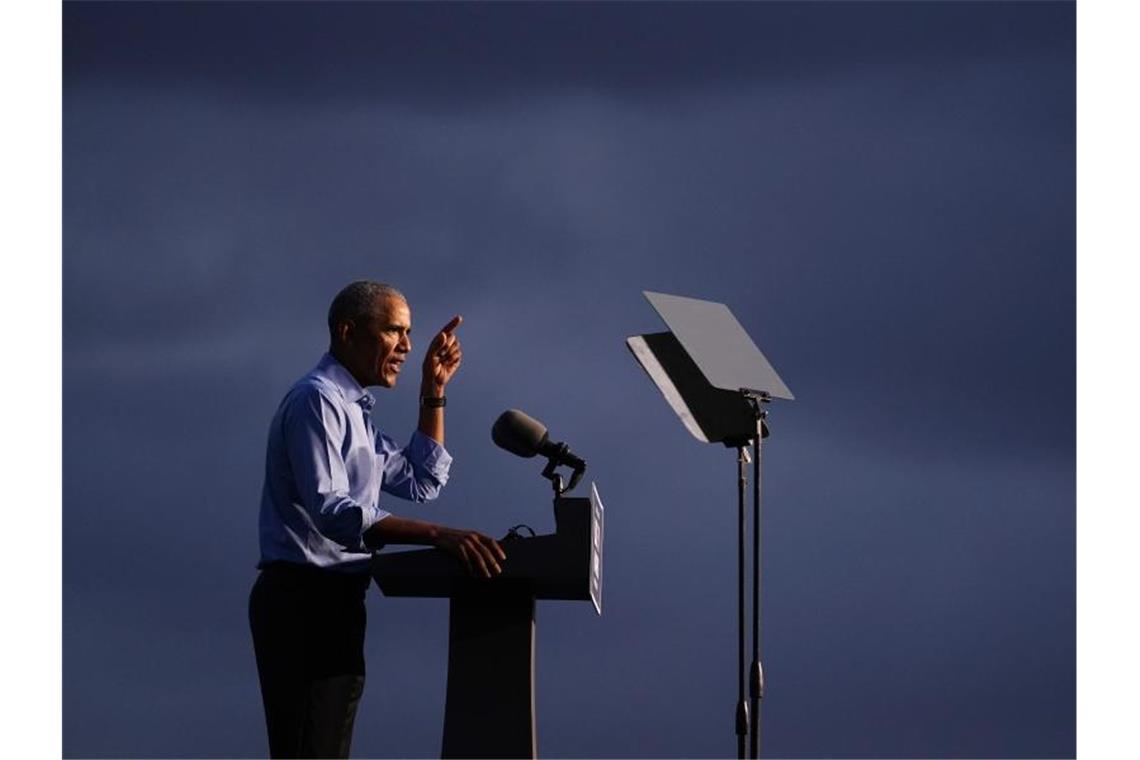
[327,281,406,340]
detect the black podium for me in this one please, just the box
[371,484,604,759]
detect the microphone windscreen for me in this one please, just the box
[492,409,548,458]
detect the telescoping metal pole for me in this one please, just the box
[750,422,764,759]
[735,445,750,760]
[748,396,768,759]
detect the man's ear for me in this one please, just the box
[335,319,354,346]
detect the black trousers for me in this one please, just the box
[249,563,371,759]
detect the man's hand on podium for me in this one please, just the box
[367,515,506,578]
[435,527,507,579]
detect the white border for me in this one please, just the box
[0,2,62,757]
[1077,1,1140,757]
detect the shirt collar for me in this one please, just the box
[315,353,375,410]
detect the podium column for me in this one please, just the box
[441,590,537,759]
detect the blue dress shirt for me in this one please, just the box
[258,353,452,573]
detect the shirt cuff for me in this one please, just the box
[407,429,453,483]
[359,504,391,535]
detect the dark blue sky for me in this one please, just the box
[63,2,1074,757]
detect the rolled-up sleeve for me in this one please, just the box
[378,429,452,502]
[282,386,383,549]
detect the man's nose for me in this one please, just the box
[399,334,411,353]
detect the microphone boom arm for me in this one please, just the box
[540,443,587,496]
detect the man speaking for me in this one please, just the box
[249,280,506,758]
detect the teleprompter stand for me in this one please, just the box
[627,291,793,760]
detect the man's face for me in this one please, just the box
[338,296,412,389]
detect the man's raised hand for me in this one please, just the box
[422,315,463,394]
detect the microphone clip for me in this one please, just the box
[540,442,586,496]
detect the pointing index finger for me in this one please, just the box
[441,315,463,335]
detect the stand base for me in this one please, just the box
[441,592,537,759]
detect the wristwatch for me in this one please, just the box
[420,395,447,408]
